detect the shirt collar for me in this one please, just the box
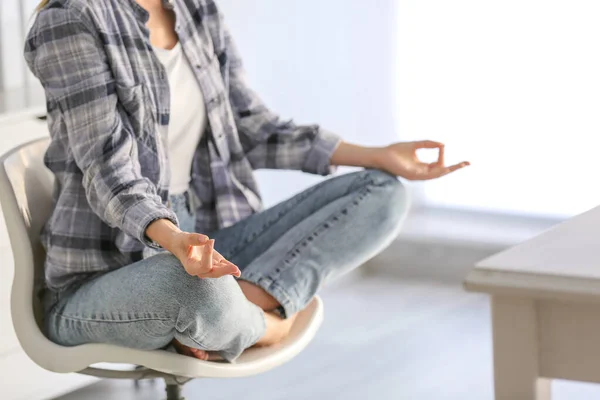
[124,0,176,22]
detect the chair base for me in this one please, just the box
[165,383,184,400]
[163,375,193,400]
[82,366,193,399]
[133,375,188,400]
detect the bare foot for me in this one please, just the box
[172,311,298,361]
[238,280,280,311]
[236,280,299,347]
[255,311,298,347]
[171,339,213,361]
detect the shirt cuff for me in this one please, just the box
[302,128,342,176]
[121,198,179,249]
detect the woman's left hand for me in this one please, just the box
[375,141,470,181]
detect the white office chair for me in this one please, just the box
[0,138,324,400]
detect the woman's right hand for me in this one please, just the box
[146,219,241,279]
[170,232,241,279]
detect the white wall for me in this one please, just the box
[396,0,600,218]
[0,0,39,90]
[217,0,400,206]
[0,0,24,90]
[0,0,43,114]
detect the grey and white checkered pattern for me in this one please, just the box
[25,0,341,289]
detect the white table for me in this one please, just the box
[465,206,600,400]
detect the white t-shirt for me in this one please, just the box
[153,42,208,195]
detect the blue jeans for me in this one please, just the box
[44,170,409,361]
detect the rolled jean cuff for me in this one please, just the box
[240,274,298,319]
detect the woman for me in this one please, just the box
[26,0,469,362]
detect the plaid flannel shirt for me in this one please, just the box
[25,0,341,290]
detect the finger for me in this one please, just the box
[427,161,469,179]
[212,249,225,263]
[445,161,470,173]
[186,245,207,276]
[219,259,239,269]
[407,163,447,180]
[212,249,239,269]
[199,262,241,279]
[412,140,444,150]
[184,233,210,247]
[213,255,236,266]
[199,239,214,275]
[437,144,445,166]
[216,259,241,277]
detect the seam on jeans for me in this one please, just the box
[277,186,373,272]
[229,170,381,259]
[227,205,300,257]
[174,306,210,349]
[266,278,294,309]
[175,327,209,350]
[54,313,172,323]
[239,275,295,317]
[237,184,374,316]
[227,179,335,258]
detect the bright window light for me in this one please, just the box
[396,0,600,217]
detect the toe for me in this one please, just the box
[172,340,209,360]
[190,348,209,360]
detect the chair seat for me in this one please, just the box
[37,297,323,379]
[0,138,324,382]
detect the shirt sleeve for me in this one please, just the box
[25,6,178,247]
[222,21,342,176]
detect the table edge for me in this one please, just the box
[464,268,600,303]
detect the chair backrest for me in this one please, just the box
[0,138,54,354]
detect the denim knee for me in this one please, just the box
[358,169,410,230]
[166,262,266,361]
[362,168,408,201]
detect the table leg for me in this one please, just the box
[491,296,551,400]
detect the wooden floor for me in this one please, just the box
[54,273,600,400]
